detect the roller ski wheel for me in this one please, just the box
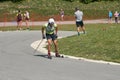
[55,54,64,58]
[48,55,52,59]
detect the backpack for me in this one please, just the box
[17,13,22,20]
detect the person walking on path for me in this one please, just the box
[74,7,85,36]
[118,12,120,20]
[16,10,23,30]
[108,11,113,23]
[24,11,30,30]
[42,18,61,59]
[60,9,64,21]
[114,11,119,24]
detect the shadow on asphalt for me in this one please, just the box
[34,54,48,59]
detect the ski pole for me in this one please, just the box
[33,39,44,54]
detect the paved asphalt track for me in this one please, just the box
[0,30,120,80]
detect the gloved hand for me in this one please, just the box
[55,34,58,38]
[42,35,45,39]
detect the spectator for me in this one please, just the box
[74,7,86,36]
[114,11,119,24]
[24,11,30,30]
[108,11,112,23]
[16,10,23,30]
[118,12,120,20]
[60,9,64,21]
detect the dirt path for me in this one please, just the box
[0,19,111,27]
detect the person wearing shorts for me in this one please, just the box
[60,9,64,21]
[24,11,30,30]
[16,10,23,30]
[114,11,119,24]
[108,11,113,23]
[42,18,61,59]
[74,7,85,36]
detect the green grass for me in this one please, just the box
[55,24,120,63]
[0,24,76,31]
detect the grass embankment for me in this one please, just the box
[0,0,120,21]
[56,24,120,63]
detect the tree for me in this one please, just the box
[63,0,119,4]
[63,0,74,2]
[80,0,93,4]
[11,0,24,3]
[0,0,24,2]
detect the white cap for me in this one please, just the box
[48,18,55,24]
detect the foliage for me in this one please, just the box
[0,0,120,21]
[0,0,24,2]
[80,0,93,4]
[11,0,24,3]
[64,0,120,4]
[0,0,8,2]
[63,0,75,2]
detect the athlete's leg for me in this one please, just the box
[53,39,61,57]
[81,26,86,34]
[80,21,86,34]
[17,21,19,30]
[47,39,52,56]
[61,15,64,21]
[19,21,22,30]
[53,40,58,53]
[25,20,29,29]
[76,22,80,36]
[77,26,80,32]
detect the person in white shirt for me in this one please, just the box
[24,11,30,30]
[60,9,64,21]
[74,7,85,36]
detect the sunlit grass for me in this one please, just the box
[55,23,120,63]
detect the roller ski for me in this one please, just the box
[55,53,64,58]
[48,55,52,59]
[47,53,52,59]
[47,53,64,59]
